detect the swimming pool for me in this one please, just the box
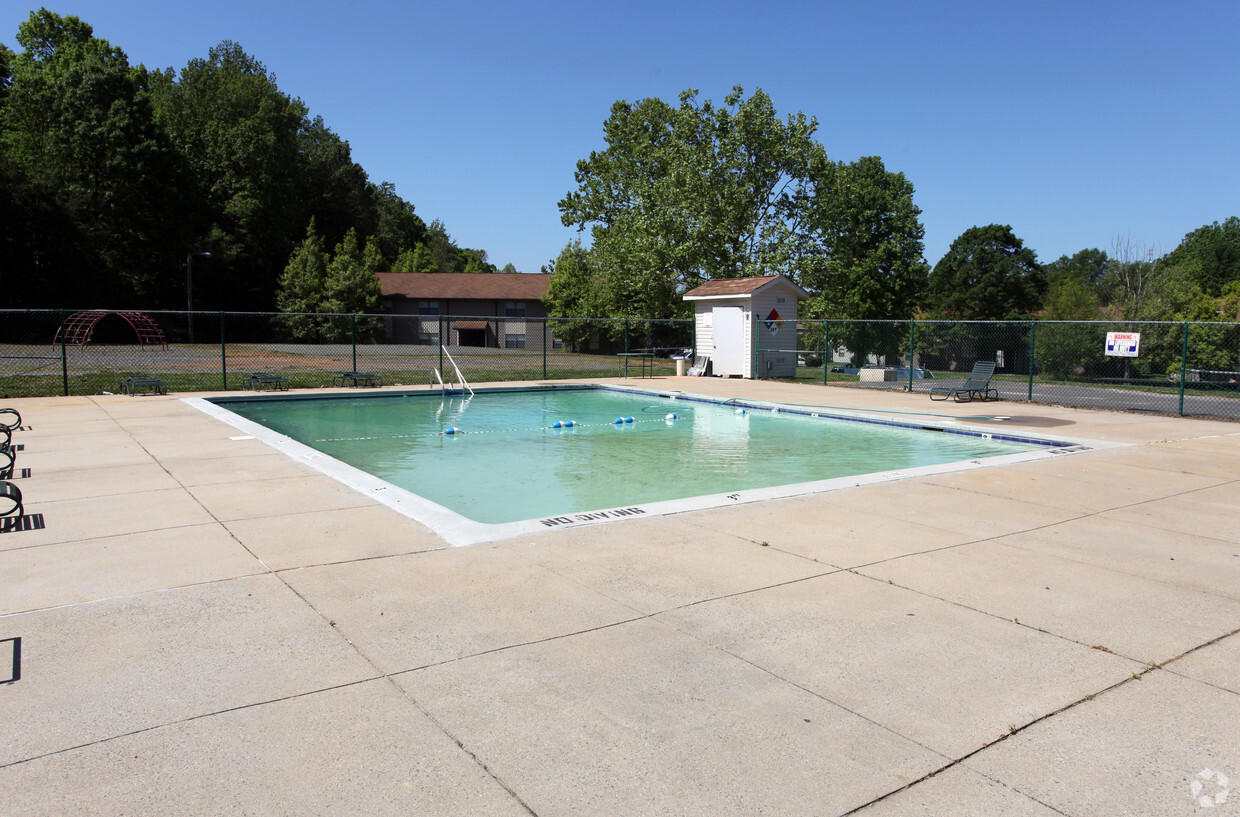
[191,385,1088,545]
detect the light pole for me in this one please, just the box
[186,251,211,343]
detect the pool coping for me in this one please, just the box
[186,385,1122,547]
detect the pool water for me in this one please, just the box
[217,387,1045,525]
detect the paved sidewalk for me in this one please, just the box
[1,379,1237,816]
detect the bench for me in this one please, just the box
[332,371,384,388]
[243,372,290,391]
[121,376,167,396]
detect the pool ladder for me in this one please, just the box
[433,346,474,396]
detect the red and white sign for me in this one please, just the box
[1105,331,1140,357]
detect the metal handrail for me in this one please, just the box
[440,346,474,395]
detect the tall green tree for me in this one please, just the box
[801,156,928,363]
[392,243,437,273]
[148,41,307,310]
[322,228,385,317]
[926,225,1046,319]
[559,86,834,319]
[543,240,605,346]
[1161,217,1240,296]
[0,9,190,306]
[1044,248,1109,291]
[275,219,330,339]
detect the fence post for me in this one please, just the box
[542,319,547,380]
[60,331,69,396]
[220,312,228,390]
[822,320,829,384]
[907,322,915,391]
[351,314,358,373]
[1179,322,1188,417]
[438,315,444,375]
[1028,321,1036,401]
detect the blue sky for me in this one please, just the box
[5,1,1237,275]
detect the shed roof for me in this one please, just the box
[682,275,809,300]
[376,272,552,301]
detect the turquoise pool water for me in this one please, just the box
[216,387,1046,525]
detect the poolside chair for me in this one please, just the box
[929,361,999,402]
[120,376,167,396]
[686,355,710,377]
[244,372,290,391]
[0,408,20,431]
[0,480,22,518]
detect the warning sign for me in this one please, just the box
[1105,331,1140,357]
[764,309,783,335]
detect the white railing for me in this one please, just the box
[438,346,474,396]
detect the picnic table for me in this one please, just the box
[616,352,655,378]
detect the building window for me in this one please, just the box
[552,337,564,350]
[418,300,439,316]
[505,301,526,318]
[505,334,526,349]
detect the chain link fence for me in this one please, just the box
[4,309,1238,420]
[777,319,1240,420]
[0,310,694,397]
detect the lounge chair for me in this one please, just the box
[0,408,20,431]
[0,448,14,480]
[0,480,22,518]
[244,372,290,391]
[121,376,167,396]
[929,361,999,402]
[686,355,710,377]
[332,371,383,387]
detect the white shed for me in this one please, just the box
[682,275,809,378]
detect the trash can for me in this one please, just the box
[675,358,688,376]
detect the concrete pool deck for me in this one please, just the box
[1,378,1237,815]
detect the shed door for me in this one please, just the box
[712,306,745,376]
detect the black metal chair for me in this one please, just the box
[0,480,22,518]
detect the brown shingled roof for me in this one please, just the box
[683,275,807,299]
[376,272,552,300]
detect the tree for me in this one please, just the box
[297,115,376,252]
[1044,248,1108,291]
[369,182,427,267]
[543,240,605,347]
[323,228,384,314]
[926,225,1045,320]
[559,86,834,320]
[1099,236,1168,320]
[392,243,437,273]
[1161,217,1240,296]
[275,219,330,339]
[276,223,384,340]
[1035,267,1105,380]
[148,41,307,311]
[0,9,190,306]
[801,155,928,363]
